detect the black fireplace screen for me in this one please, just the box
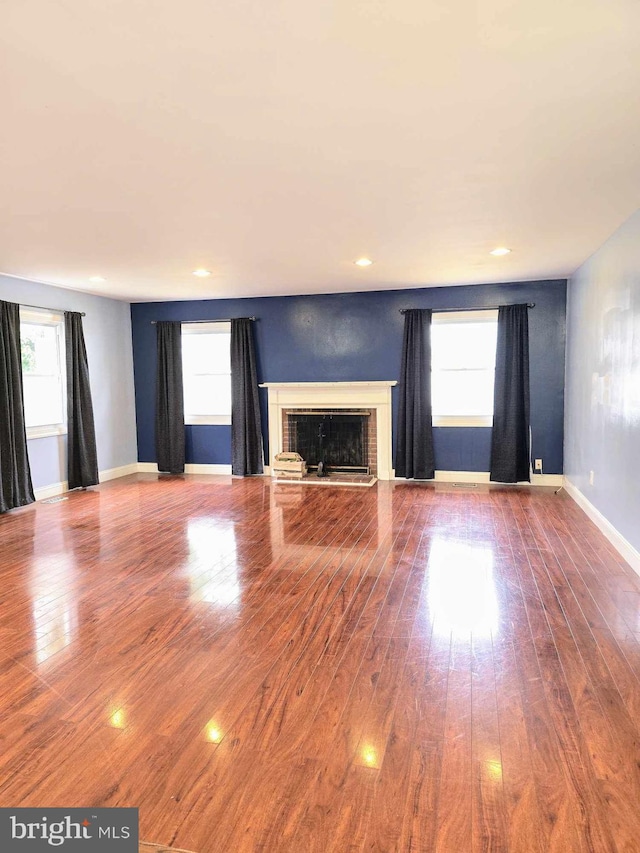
[288,412,369,473]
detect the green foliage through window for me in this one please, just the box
[21,336,36,372]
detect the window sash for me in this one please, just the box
[19,308,67,438]
[431,310,497,427]
[182,322,232,424]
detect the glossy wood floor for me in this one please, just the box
[2,475,640,852]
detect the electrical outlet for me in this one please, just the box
[534,458,543,472]
[589,470,595,486]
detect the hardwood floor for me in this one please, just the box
[1,474,640,852]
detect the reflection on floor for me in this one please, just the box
[1,474,640,852]
[273,471,376,486]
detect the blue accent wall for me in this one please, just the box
[433,428,493,473]
[131,279,567,473]
[185,425,232,465]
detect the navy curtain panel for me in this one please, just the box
[155,321,185,474]
[0,300,35,513]
[394,309,435,479]
[231,318,264,476]
[65,312,99,489]
[490,304,531,483]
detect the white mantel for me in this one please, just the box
[260,381,397,480]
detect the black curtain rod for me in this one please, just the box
[20,302,85,317]
[400,303,534,314]
[150,316,257,325]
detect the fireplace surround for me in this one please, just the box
[260,382,396,480]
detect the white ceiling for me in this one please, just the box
[2,0,640,302]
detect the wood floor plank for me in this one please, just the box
[471,630,508,853]
[504,493,617,852]
[2,476,640,852]
[433,631,473,852]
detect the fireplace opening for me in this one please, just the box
[285,410,371,474]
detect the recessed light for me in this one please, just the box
[354,258,373,267]
[490,247,511,256]
[192,268,211,277]
[89,276,106,282]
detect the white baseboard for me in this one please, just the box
[531,473,564,487]
[564,478,640,577]
[34,481,69,501]
[393,470,564,487]
[35,461,233,500]
[34,463,139,501]
[137,462,158,473]
[185,463,233,475]
[435,470,490,483]
[100,463,139,481]
[137,462,233,476]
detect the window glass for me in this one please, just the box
[20,311,66,435]
[431,310,497,426]
[182,322,231,423]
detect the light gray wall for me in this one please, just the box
[565,208,640,551]
[0,275,137,490]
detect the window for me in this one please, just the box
[431,310,498,427]
[182,322,231,424]
[20,308,66,438]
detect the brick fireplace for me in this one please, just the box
[260,382,396,480]
[283,408,377,475]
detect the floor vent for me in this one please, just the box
[452,482,478,488]
[41,496,69,504]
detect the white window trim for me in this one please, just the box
[185,414,232,426]
[433,415,494,428]
[26,424,68,440]
[432,309,498,325]
[20,307,68,440]
[431,309,497,428]
[182,321,232,426]
[182,321,231,335]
